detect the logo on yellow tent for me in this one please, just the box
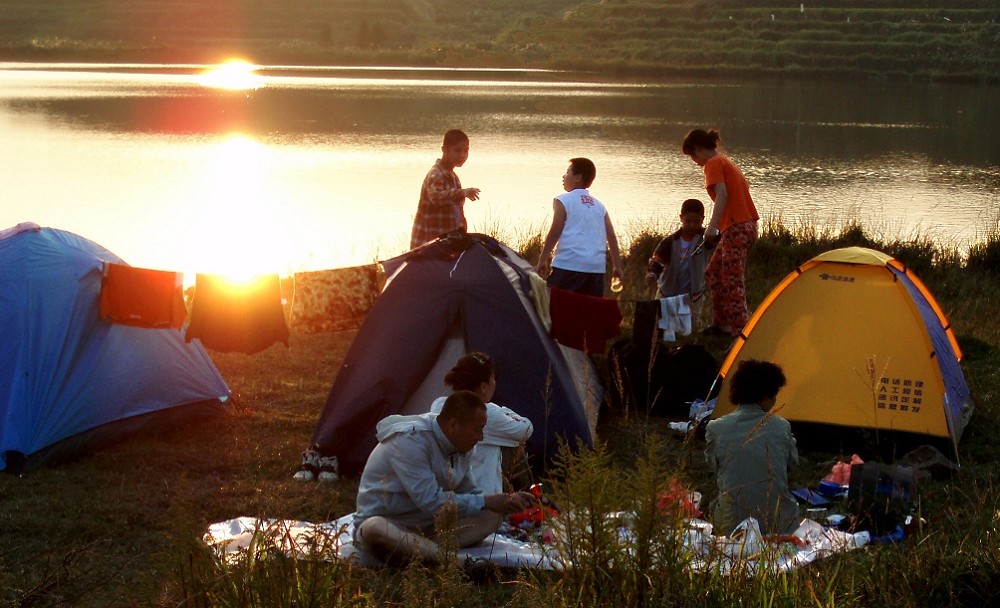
[877,377,924,414]
[818,273,856,283]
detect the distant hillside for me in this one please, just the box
[502,0,1000,83]
[0,0,577,64]
[0,0,997,83]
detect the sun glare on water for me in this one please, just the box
[198,59,264,91]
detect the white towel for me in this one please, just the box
[658,294,692,341]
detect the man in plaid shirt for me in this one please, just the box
[410,130,481,249]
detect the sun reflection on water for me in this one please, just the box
[197,59,264,91]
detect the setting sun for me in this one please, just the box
[179,135,293,282]
[197,59,264,91]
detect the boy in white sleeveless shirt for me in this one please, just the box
[535,158,623,298]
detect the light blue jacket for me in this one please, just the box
[354,413,485,530]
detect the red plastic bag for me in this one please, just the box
[823,454,864,485]
[510,483,559,528]
[509,505,559,528]
[656,479,702,519]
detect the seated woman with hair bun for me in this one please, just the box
[430,352,534,494]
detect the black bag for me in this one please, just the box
[847,462,916,536]
[653,343,718,416]
[608,301,718,416]
[607,339,717,417]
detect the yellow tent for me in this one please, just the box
[713,247,973,442]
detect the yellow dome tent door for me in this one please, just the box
[714,247,972,442]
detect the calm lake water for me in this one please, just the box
[2,62,998,277]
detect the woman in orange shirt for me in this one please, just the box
[682,128,759,337]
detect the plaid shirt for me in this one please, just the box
[409,159,466,249]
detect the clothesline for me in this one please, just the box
[99,261,383,354]
[101,255,697,356]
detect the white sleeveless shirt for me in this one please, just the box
[552,188,608,274]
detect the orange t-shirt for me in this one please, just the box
[703,155,759,232]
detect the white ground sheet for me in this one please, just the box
[204,513,869,575]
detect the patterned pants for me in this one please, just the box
[704,221,757,333]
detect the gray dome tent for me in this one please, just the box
[310,232,601,476]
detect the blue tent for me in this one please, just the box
[0,227,230,474]
[310,232,601,476]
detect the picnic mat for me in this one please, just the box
[203,513,870,575]
[204,513,563,570]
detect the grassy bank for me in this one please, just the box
[1,220,999,607]
[0,0,998,84]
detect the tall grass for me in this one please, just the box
[171,521,369,607]
[966,219,1000,277]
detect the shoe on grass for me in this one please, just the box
[293,448,321,482]
[317,455,339,483]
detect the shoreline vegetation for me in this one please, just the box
[1,0,998,85]
[2,219,999,606]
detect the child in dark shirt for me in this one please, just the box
[645,198,710,325]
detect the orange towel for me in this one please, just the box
[99,263,185,330]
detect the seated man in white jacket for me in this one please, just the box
[354,390,535,566]
[430,352,534,494]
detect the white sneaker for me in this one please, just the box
[317,455,339,483]
[293,448,321,482]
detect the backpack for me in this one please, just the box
[846,462,916,537]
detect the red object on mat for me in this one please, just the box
[509,504,560,528]
[656,479,702,519]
